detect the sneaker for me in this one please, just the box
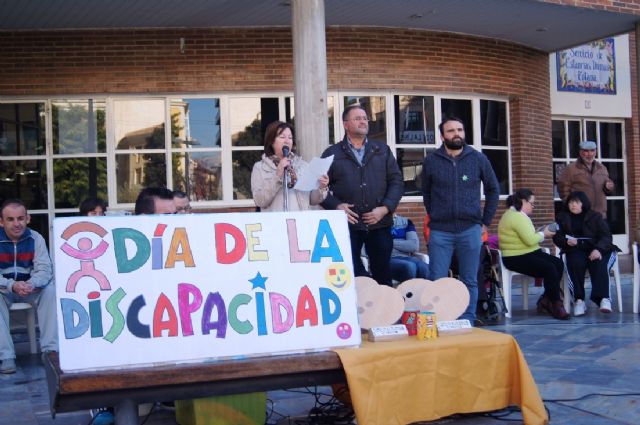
[574,299,586,316]
[90,408,114,425]
[0,358,16,374]
[599,298,612,313]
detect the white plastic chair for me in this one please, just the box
[498,249,549,318]
[633,242,639,314]
[9,302,37,354]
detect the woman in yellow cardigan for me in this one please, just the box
[498,189,569,320]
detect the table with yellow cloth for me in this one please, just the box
[333,328,548,425]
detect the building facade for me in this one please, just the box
[1,2,639,253]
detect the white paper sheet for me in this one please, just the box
[294,155,333,191]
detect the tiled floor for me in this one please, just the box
[2,275,639,425]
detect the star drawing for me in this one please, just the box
[249,272,268,290]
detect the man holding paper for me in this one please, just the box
[251,121,329,212]
[321,105,403,286]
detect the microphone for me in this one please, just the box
[282,145,290,158]
[547,222,559,232]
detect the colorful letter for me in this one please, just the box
[270,292,293,334]
[295,285,319,327]
[60,298,89,339]
[178,283,203,336]
[104,288,127,343]
[215,223,246,264]
[287,219,310,263]
[319,288,341,325]
[153,293,179,337]
[202,292,228,338]
[310,220,343,262]
[165,228,196,268]
[126,295,151,338]
[246,223,268,261]
[228,294,253,335]
[113,228,151,273]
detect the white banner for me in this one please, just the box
[53,210,360,372]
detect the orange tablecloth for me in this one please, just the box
[333,328,548,425]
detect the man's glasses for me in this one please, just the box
[176,206,192,213]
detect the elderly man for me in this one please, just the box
[0,199,58,374]
[557,140,614,218]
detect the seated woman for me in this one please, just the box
[390,214,429,282]
[498,189,568,320]
[79,197,107,216]
[553,191,618,315]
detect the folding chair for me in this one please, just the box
[9,302,37,354]
[498,249,548,318]
[556,248,623,313]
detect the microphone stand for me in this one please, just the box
[282,146,291,211]
[283,168,289,211]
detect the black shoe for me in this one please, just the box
[536,295,552,315]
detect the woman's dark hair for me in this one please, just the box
[506,188,534,211]
[263,121,295,156]
[565,191,591,212]
[79,197,107,216]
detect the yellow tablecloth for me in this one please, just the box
[333,328,548,425]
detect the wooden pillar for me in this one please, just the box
[291,0,329,160]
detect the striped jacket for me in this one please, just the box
[0,227,53,293]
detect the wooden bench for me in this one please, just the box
[43,351,346,425]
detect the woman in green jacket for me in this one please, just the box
[498,189,568,320]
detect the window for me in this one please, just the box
[552,118,627,238]
[394,95,436,196]
[480,100,510,195]
[0,102,49,242]
[170,98,222,201]
[52,100,107,209]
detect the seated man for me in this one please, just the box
[135,187,177,215]
[390,214,429,283]
[0,199,58,374]
[173,190,192,214]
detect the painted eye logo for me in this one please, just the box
[325,263,351,290]
[336,322,352,339]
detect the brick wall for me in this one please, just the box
[1,26,635,248]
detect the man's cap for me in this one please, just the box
[579,140,596,150]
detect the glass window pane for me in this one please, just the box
[552,120,566,158]
[170,98,221,148]
[480,100,507,146]
[344,96,387,143]
[232,151,262,200]
[0,103,46,156]
[0,159,47,209]
[585,120,597,143]
[482,150,510,195]
[114,99,166,150]
[52,100,106,154]
[27,214,49,248]
[53,158,107,208]
[607,199,625,234]
[172,152,222,201]
[441,99,473,144]
[553,161,568,198]
[230,97,279,147]
[603,162,624,196]
[394,95,435,145]
[567,120,581,157]
[600,122,622,159]
[397,147,434,196]
[116,153,166,203]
